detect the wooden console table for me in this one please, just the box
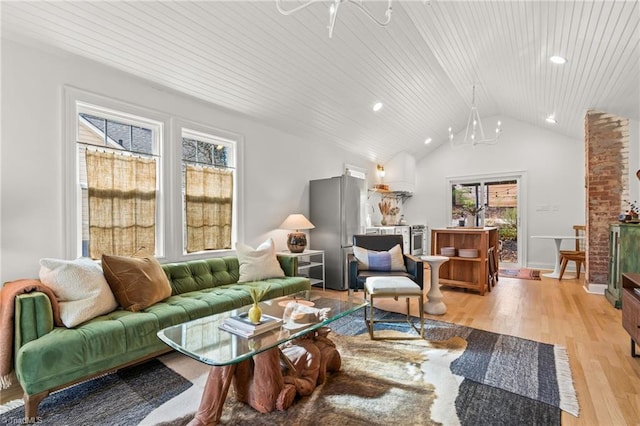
[430,227,498,296]
[622,273,640,357]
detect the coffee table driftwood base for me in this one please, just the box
[189,328,341,426]
[157,294,366,426]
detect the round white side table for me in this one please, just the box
[421,255,450,315]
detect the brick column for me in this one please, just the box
[585,110,629,285]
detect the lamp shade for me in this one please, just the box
[280,214,315,253]
[279,214,315,231]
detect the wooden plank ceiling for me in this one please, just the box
[2,1,638,163]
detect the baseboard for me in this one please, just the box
[583,282,606,295]
[525,263,554,271]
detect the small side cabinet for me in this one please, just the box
[621,273,640,357]
[606,224,640,308]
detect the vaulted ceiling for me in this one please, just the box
[2,1,639,163]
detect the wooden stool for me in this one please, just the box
[363,276,424,340]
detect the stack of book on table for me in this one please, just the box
[219,312,283,338]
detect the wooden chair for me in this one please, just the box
[493,240,501,285]
[487,246,498,290]
[559,225,586,280]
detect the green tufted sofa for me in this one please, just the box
[12,255,309,421]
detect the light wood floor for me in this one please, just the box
[325,271,640,426]
[3,273,639,425]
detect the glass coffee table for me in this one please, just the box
[157,291,366,425]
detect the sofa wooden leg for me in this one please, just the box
[24,391,48,423]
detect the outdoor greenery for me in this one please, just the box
[452,186,484,218]
[495,207,517,241]
[499,226,517,241]
[452,182,519,263]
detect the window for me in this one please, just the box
[182,128,236,253]
[66,88,242,261]
[76,104,162,259]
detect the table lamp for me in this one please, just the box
[280,214,315,253]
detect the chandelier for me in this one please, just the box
[275,0,393,38]
[449,85,502,147]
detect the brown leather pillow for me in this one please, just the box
[101,248,172,312]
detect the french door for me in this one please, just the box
[448,173,524,267]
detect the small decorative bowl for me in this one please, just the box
[458,248,479,258]
[441,247,457,257]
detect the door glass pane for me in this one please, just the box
[484,180,518,263]
[451,179,519,264]
[451,183,483,227]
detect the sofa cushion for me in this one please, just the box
[236,238,285,282]
[353,244,407,272]
[163,258,239,294]
[39,257,118,328]
[102,248,172,312]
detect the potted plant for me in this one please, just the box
[624,200,639,222]
[461,203,484,227]
[248,285,271,323]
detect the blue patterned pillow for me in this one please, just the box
[353,244,406,272]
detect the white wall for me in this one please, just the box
[0,39,371,282]
[402,116,585,270]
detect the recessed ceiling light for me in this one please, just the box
[372,102,383,112]
[549,55,567,65]
[424,138,432,144]
[546,115,557,124]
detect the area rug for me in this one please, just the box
[331,309,579,421]
[0,309,579,425]
[0,334,463,426]
[499,267,542,280]
[0,358,193,425]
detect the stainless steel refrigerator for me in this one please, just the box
[310,175,366,290]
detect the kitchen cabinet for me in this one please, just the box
[277,250,325,291]
[606,224,640,308]
[622,273,640,357]
[430,227,499,296]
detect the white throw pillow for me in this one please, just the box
[236,238,285,282]
[39,257,118,328]
[353,244,407,272]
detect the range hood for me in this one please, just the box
[384,152,416,193]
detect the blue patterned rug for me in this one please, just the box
[0,359,192,425]
[330,308,579,423]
